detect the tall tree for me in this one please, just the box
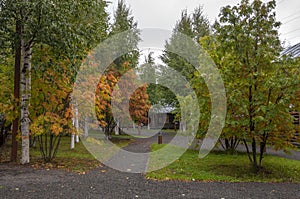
[212,0,300,171]
[138,52,177,107]
[160,6,211,135]
[109,0,140,73]
[93,0,148,137]
[161,7,210,81]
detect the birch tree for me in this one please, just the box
[0,0,108,163]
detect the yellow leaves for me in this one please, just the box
[64,107,73,119]
[29,61,75,136]
[50,124,63,136]
[99,120,107,127]
[30,115,46,136]
[31,111,70,136]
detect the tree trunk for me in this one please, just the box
[137,124,141,135]
[252,138,258,172]
[71,115,75,149]
[243,139,253,162]
[183,122,186,132]
[115,120,119,135]
[75,106,79,143]
[259,141,266,167]
[225,138,230,150]
[84,117,89,138]
[11,19,21,162]
[20,39,31,164]
[0,119,6,147]
[71,134,75,149]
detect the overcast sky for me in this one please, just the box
[107,0,300,47]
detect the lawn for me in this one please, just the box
[29,135,131,173]
[146,144,300,183]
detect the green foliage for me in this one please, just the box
[160,7,211,135]
[0,0,109,162]
[0,57,14,122]
[208,0,300,170]
[161,6,210,81]
[139,52,178,106]
[109,0,140,74]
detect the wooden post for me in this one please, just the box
[158,132,162,144]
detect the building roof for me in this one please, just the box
[281,43,300,58]
[150,105,175,114]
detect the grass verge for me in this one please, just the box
[0,136,131,173]
[146,144,300,183]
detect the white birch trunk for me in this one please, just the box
[71,134,75,149]
[115,120,119,135]
[183,122,186,132]
[180,121,186,132]
[148,115,150,130]
[71,114,75,149]
[20,40,31,164]
[75,105,79,143]
[84,117,89,138]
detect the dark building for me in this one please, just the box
[148,106,179,130]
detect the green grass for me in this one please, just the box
[30,136,131,173]
[89,130,148,139]
[146,144,300,183]
[160,129,176,133]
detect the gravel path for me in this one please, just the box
[1,163,299,199]
[0,133,299,199]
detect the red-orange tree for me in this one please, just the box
[95,65,150,138]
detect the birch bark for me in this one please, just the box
[20,39,31,164]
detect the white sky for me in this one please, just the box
[107,0,300,47]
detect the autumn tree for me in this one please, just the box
[0,0,108,163]
[0,57,14,147]
[129,84,151,134]
[212,0,300,171]
[93,0,150,137]
[29,46,76,162]
[95,66,150,137]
